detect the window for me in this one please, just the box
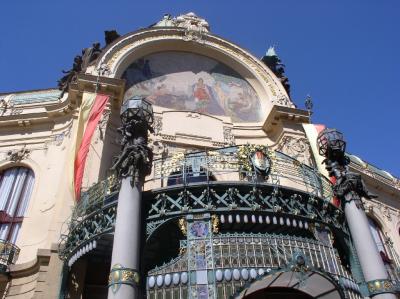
[0,167,35,243]
[368,217,391,263]
[167,166,215,186]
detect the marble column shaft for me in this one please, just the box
[108,177,142,299]
[344,193,396,299]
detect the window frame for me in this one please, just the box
[0,166,35,243]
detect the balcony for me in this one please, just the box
[59,145,344,265]
[0,239,20,272]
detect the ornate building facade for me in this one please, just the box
[0,12,399,299]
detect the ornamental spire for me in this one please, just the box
[261,46,291,97]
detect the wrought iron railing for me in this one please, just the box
[73,174,119,218]
[0,239,20,271]
[147,146,333,200]
[72,146,334,218]
[59,146,338,261]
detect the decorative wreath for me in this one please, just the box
[237,144,271,172]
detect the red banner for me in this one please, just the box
[74,94,110,200]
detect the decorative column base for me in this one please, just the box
[367,279,398,298]
[108,264,140,294]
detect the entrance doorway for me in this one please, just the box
[245,287,314,299]
[234,270,344,299]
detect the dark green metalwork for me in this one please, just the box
[58,147,344,262]
[145,182,346,239]
[146,230,362,299]
[58,182,346,262]
[57,145,400,298]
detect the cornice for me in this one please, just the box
[262,105,310,135]
[349,162,400,195]
[0,93,74,128]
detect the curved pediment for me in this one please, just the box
[91,13,294,125]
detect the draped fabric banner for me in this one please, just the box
[74,94,110,200]
[302,123,340,208]
[68,93,97,197]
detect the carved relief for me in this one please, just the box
[149,140,168,159]
[0,95,24,116]
[175,12,209,42]
[186,112,201,119]
[161,134,176,141]
[7,146,30,162]
[363,200,375,214]
[223,127,235,146]
[277,136,313,166]
[97,110,111,142]
[363,199,395,223]
[153,12,210,42]
[383,206,392,221]
[377,204,395,222]
[42,125,73,149]
[272,96,292,107]
[153,116,163,135]
[395,179,400,190]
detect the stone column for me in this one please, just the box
[316,128,397,298]
[344,193,396,299]
[107,177,142,298]
[107,96,153,299]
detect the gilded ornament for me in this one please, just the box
[211,215,219,233]
[178,218,187,236]
[108,263,140,293]
[238,144,271,172]
[384,281,392,289]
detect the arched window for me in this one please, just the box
[368,217,391,263]
[0,167,35,243]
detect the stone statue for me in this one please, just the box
[81,42,102,71]
[57,55,82,98]
[261,47,291,97]
[104,30,120,46]
[57,29,120,98]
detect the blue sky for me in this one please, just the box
[1,1,399,177]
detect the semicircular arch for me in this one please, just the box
[93,28,293,124]
[234,269,345,299]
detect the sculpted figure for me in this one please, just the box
[57,55,82,98]
[111,118,153,185]
[104,30,120,46]
[81,42,102,70]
